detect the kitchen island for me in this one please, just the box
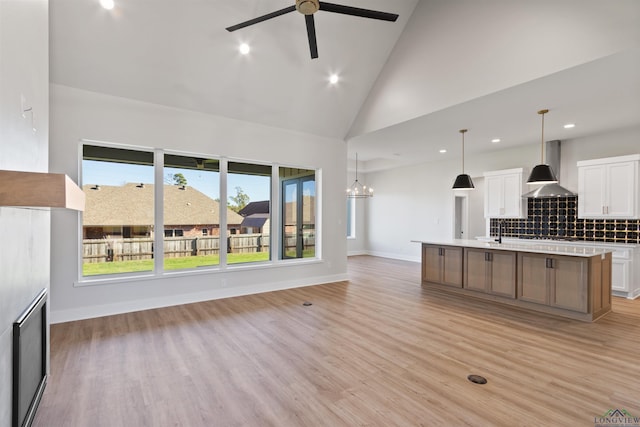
[415,239,612,321]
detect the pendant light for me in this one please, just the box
[527,109,558,184]
[452,129,475,190]
[346,153,373,198]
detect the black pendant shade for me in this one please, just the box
[527,164,558,184]
[452,129,475,190]
[453,173,475,189]
[527,109,558,184]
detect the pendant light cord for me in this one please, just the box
[355,153,359,182]
[459,129,467,173]
[538,109,548,163]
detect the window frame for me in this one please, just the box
[77,142,322,285]
[347,197,356,239]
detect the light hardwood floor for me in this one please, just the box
[34,256,640,426]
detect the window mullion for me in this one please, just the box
[272,165,282,260]
[154,150,165,273]
[219,159,228,267]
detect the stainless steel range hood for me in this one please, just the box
[522,140,576,198]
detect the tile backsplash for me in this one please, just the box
[489,196,640,244]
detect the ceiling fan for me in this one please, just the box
[226,0,399,59]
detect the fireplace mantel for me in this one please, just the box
[0,170,84,211]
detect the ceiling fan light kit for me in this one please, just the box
[297,0,320,15]
[226,1,399,59]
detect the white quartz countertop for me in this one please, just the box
[474,236,639,249]
[412,239,613,257]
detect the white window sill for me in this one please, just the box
[74,257,324,287]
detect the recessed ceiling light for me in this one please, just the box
[329,74,339,84]
[439,149,447,154]
[99,0,114,10]
[564,123,575,129]
[491,138,501,143]
[239,43,251,55]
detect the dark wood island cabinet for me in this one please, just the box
[418,240,612,321]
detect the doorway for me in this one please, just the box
[454,194,468,239]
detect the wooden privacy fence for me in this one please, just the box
[283,233,316,254]
[83,234,273,263]
[229,234,271,254]
[83,238,154,263]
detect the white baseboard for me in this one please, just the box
[347,250,368,256]
[364,250,421,263]
[50,273,349,324]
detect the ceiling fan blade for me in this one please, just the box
[305,14,319,59]
[319,2,398,21]
[226,5,296,32]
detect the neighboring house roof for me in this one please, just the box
[234,196,314,223]
[82,183,243,226]
[241,213,269,229]
[238,200,270,217]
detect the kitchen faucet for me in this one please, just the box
[495,220,504,244]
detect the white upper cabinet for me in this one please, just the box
[483,168,525,218]
[577,154,639,219]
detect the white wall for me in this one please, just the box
[364,143,540,261]
[346,168,370,256]
[467,176,486,239]
[0,1,49,426]
[362,126,640,262]
[560,125,640,191]
[350,0,640,137]
[49,84,348,323]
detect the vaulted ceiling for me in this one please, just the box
[49,0,640,171]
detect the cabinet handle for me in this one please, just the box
[546,258,555,269]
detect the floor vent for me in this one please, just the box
[467,374,487,385]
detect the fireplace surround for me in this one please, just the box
[12,288,47,427]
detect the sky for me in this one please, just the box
[82,160,271,202]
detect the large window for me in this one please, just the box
[164,154,220,270]
[82,145,154,276]
[281,167,316,259]
[227,162,271,264]
[80,144,318,279]
[347,197,355,238]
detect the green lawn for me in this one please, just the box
[83,252,272,276]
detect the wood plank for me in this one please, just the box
[442,246,463,287]
[464,248,487,292]
[33,256,640,427]
[0,169,85,210]
[489,250,517,298]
